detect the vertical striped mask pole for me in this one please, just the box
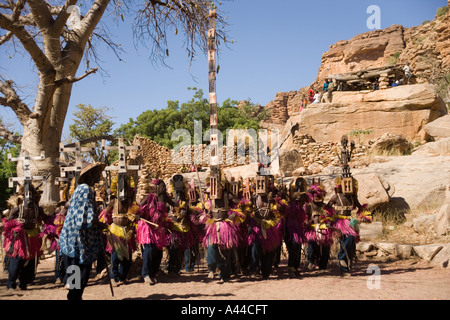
[208,8,219,204]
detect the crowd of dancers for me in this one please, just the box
[1,158,372,300]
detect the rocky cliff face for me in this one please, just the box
[315,24,406,87]
[314,6,450,91]
[264,4,450,126]
[275,84,446,147]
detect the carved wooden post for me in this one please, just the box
[208,9,220,205]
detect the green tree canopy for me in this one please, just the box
[114,88,269,149]
[0,139,20,210]
[68,104,115,161]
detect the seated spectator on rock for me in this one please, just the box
[313,91,320,104]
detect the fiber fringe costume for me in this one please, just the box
[105,175,139,282]
[167,199,196,250]
[53,202,67,283]
[41,215,58,253]
[165,174,195,275]
[4,186,44,290]
[200,196,242,251]
[106,221,137,260]
[247,176,286,278]
[327,176,372,274]
[200,198,241,250]
[3,207,42,261]
[305,183,334,271]
[284,199,307,246]
[200,171,243,281]
[136,193,171,250]
[166,176,197,253]
[283,178,309,276]
[184,179,205,272]
[136,179,171,283]
[247,196,285,254]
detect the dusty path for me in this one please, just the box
[1,254,449,301]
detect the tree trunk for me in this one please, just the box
[19,80,76,210]
[20,120,61,210]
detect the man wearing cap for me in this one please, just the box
[58,162,107,300]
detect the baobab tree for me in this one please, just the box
[0,0,228,207]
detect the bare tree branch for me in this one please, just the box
[131,0,228,66]
[0,13,55,76]
[27,0,54,31]
[60,0,111,75]
[0,121,22,143]
[0,30,12,44]
[64,134,114,148]
[0,79,32,125]
[77,0,111,46]
[12,0,27,22]
[54,67,98,86]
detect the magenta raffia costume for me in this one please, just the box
[136,193,171,250]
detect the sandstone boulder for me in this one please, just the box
[351,154,450,211]
[279,149,304,176]
[315,25,406,86]
[263,7,450,131]
[424,114,450,141]
[413,138,450,156]
[352,173,390,208]
[307,162,324,175]
[376,243,399,256]
[429,244,450,269]
[281,84,446,144]
[359,222,383,241]
[413,244,443,261]
[369,133,413,156]
[312,10,450,91]
[376,243,414,260]
[356,242,374,252]
[412,214,438,236]
[436,185,450,236]
[397,244,414,259]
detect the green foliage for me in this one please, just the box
[0,141,20,210]
[69,104,115,140]
[348,129,374,136]
[68,104,115,161]
[387,51,401,65]
[435,73,450,107]
[114,88,269,150]
[436,6,449,18]
[348,129,374,145]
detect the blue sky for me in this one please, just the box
[0,0,447,137]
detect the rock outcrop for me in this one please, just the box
[356,241,450,268]
[351,154,450,211]
[271,84,447,145]
[263,4,450,130]
[313,7,450,90]
[315,24,406,87]
[425,114,450,141]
